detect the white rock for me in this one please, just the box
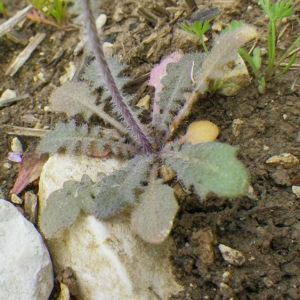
[217,55,252,96]
[292,186,300,198]
[103,42,114,56]
[39,154,182,300]
[11,137,23,154]
[96,14,107,32]
[0,199,53,300]
[218,244,245,266]
[0,89,17,102]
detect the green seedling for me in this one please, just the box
[179,21,210,53]
[206,78,240,95]
[28,0,68,27]
[238,0,300,93]
[0,2,6,16]
[222,21,245,35]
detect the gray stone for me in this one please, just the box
[0,199,53,300]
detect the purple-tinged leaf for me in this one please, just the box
[11,148,49,195]
[149,52,183,119]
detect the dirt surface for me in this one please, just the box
[1,0,300,299]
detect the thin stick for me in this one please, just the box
[6,32,46,76]
[1,125,49,137]
[0,5,33,38]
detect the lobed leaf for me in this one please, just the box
[82,57,129,94]
[94,154,155,220]
[36,121,137,157]
[163,142,249,199]
[40,175,98,238]
[154,52,206,130]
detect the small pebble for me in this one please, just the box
[96,14,107,32]
[113,8,124,22]
[11,137,23,154]
[103,42,114,56]
[218,244,245,266]
[11,194,23,205]
[270,169,291,186]
[37,72,46,83]
[266,153,299,169]
[0,89,17,103]
[44,106,52,113]
[292,186,300,198]
[24,191,38,224]
[232,118,243,137]
[3,162,12,169]
[136,95,150,110]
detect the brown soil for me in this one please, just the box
[1,0,300,299]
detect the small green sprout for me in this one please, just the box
[179,21,210,53]
[238,0,300,93]
[205,78,240,95]
[222,21,245,35]
[0,2,6,16]
[28,0,68,26]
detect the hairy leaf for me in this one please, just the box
[36,121,137,156]
[163,143,249,198]
[131,180,178,243]
[82,57,129,95]
[50,81,97,121]
[168,26,258,138]
[154,52,206,130]
[94,154,155,220]
[40,175,98,238]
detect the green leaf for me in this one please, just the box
[131,180,178,243]
[221,21,246,35]
[163,143,249,199]
[94,154,155,220]
[36,121,137,157]
[154,52,206,130]
[40,175,98,238]
[253,47,262,69]
[179,21,210,40]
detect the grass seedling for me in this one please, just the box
[238,0,300,93]
[0,2,6,16]
[27,0,68,27]
[179,21,210,53]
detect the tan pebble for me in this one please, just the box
[113,8,124,22]
[212,20,223,32]
[24,191,38,224]
[57,283,70,300]
[193,228,218,266]
[103,42,114,57]
[266,153,299,169]
[159,165,175,183]
[136,95,150,110]
[11,194,23,205]
[218,244,245,266]
[232,118,243,137]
